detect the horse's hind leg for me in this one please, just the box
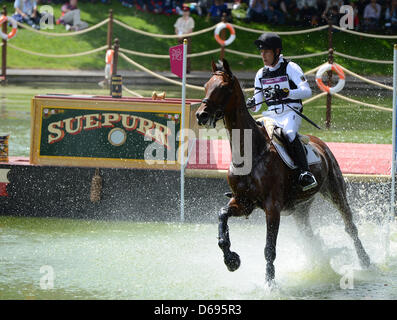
[293,199,315,239]
[324,172,371,268]
[218,197,254,272]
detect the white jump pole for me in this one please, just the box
[388,44,397,260]
[180,39,187,223]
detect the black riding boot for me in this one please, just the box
[287,136,318,191]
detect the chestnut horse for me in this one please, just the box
[196,59,370,285]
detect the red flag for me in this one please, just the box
[169,44,184,79]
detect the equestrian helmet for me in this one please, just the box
[254,33,282,51]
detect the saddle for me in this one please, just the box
[257,116,321,170]
[258,117,309,147]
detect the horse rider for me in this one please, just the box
[246,32,318,191]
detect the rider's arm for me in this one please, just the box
[252,69,264,112]
[286,62,312,100]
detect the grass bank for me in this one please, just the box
[2,2,395,74]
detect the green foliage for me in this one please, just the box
[2,2,394,74]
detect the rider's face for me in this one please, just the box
[261,49,279,67]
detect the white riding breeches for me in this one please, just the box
[261,108,302,143]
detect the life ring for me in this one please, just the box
[214,22,236,46]
[104,49,114,80]
[315,63,345,94]
[0,16,18,41]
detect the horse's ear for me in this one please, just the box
[211,60,218,72]
[222,59,232,76]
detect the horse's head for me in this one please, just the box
[196,59,235,128]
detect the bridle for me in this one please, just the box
[201,71,235,122]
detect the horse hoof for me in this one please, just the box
[224,251,240,272]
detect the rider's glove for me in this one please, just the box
[270,88,289,100]
[246,97,256,110]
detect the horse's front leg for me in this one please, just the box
[218,198,254,272]
[264,202,281,285]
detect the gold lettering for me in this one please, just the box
[48,120,64,144]
[136,118,154,137]
[64,116,84,135]
[84,114,101,130]
[152,122,171,149]
[120,114,139,131]
[102,113,121,127]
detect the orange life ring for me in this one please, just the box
[105,49,114,80]
[0,16,17,41]
[214,22,236,46]
[315,63,345,94]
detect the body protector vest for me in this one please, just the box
[260,59,303,109]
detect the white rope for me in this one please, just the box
[334,93,392,112]
[225,48,328,59]
[119,47,220,59]
[16,18,109,37]
[114,19,216,39]
[304,63,327,75]
[302,92,328,104]
[231,24,328,35]
[334,51,393,64]
[339,65,393,90]
[122,85,143,98]
[119,52,205,91]
[8,43,107,58]
[332,25,397,39]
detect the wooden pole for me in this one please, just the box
[1,6,7,85]
[219,13,227,60]
[326,20,334,129]
[113,38,119,75]
[110,38,120,96]
[107,9,113,50]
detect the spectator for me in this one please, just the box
[363,0,382,31]
[174,6,195,73]
[349,0,360,30]
[321,0,343,24]
[58,0,89,31]
[267,0,286,25]
[384,0,397,32]
[246,0,268,23]
[208,0,229,23]
[296,0,319,26]
[13,0,41,30]
[197,0,213,16]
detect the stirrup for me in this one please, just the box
[299,171,318,191]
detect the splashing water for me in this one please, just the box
[0,209,396,300]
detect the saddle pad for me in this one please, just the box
[258,117,321,169]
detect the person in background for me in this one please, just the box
[321,0,343,24]
[13,0,41,30]
[208,0,229,23]
[384,0,397,32]
[246,0,268,23]
[174,6,195,73]
[58,0,89,31]
[362,0,382,31]
[267,0,286,25]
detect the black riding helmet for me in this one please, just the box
[254,33,282,65]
